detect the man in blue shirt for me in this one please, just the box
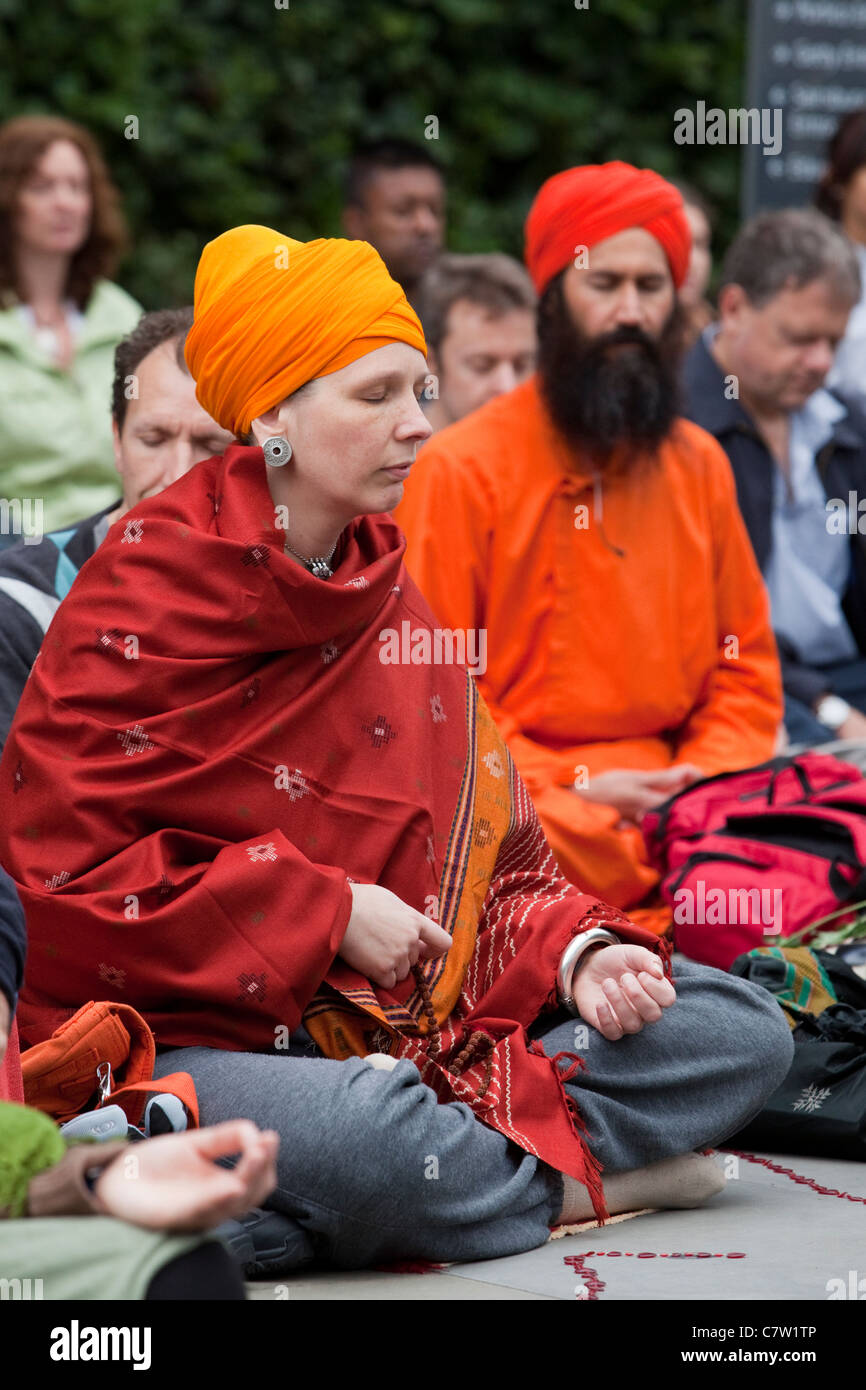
[681,208,866,745]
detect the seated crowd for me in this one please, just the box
[0,123,864,1300]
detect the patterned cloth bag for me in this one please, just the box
[728,947,866,1160]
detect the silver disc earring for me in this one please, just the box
[262,436,292,467]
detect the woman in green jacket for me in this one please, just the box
[0,114,141,546]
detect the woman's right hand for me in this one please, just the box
[339,883,452,990]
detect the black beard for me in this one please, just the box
[536,276,686,472]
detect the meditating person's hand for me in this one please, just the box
[93,1119,279,1232]
[576,765,703,824]
[572,944,676,1040]
[837,708,866,740]
[0,990,9,1065]
[341,883,452,990]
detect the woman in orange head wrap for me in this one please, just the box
[185,224,430,575]
[0,224,787,1273]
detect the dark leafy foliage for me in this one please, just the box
[0,0,746,308]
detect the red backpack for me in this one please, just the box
[642,753,866,970]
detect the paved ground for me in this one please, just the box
[245,1147,866,1301]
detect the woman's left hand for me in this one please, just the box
[572,944,676,1041]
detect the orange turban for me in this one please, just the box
[524,161,691,295]
[185,225,427,437]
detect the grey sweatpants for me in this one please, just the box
[153,960,793,1268]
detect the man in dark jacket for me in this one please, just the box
[681,207,866,745]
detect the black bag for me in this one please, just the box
[729,949,866,1160]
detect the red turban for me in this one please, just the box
[524,161,691,295]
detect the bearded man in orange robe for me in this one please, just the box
[395,162,784,932]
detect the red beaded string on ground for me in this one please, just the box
[564,1252,606,1299]
[723,1149,866,1204]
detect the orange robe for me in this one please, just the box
[395,376,783,927]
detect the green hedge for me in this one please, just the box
[0,0,746,308]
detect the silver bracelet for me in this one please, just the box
[555,927,620,1016]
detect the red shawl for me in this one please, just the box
[0,444,668,1219]
[0,1021,23,1104]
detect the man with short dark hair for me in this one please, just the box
[0,306,233,750]
[681,207,866,745]
[417,252,537,430]
[341,138,445,308]
[396,162,783,928]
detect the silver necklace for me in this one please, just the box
[283,537,338,579]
